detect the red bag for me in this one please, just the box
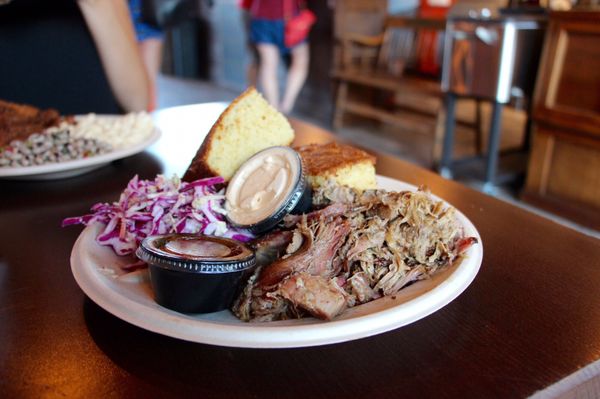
[284,2,316,48]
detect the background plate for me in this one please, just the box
[0,117,161,180]
[70,176,483,348]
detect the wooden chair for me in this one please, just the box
[332,3,484,165]
[332,0,388,74]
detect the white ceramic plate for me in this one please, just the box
[0,120,161,180]
[70,176,483,348]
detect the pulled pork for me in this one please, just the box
[233,180,477,322]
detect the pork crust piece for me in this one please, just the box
[0,100,62,147]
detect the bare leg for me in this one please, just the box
[247,60,258,87]
[257,43,280,108]
[242,10,258,87]
[138,38,163,110]
[280,42,309,114]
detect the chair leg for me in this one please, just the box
[474,99,484,155]
[439,94,457,178]
[333,81,348,131]
[483,101,504,193]
[431,98,446,168]
[522,98,534,152]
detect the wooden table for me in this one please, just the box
[1,103,599,398]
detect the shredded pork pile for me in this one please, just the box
[233,181,477,322]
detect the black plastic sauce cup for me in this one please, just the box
[136,234,256,314]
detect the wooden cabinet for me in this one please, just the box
[523,10,600,230]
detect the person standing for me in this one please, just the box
[249,0,311,114]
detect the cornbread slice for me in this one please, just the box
[183,87,295,182]
[295,142,377,191]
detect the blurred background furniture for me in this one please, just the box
[331,0,484,165]
[331,0,388,77]
[438,0,547,192]
[522,10,600,230]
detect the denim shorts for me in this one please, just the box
[129,0,164,41]
[250,18,305,54]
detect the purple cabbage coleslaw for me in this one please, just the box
[62,174,254,257]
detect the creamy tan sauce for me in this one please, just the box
[226,147,299,226]
[165,239,232,258]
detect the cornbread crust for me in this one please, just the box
[182,87,294,182]
[295,142,377,190]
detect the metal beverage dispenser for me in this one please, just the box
[438,0,546,192]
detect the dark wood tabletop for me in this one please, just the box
[1,103,599,398]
